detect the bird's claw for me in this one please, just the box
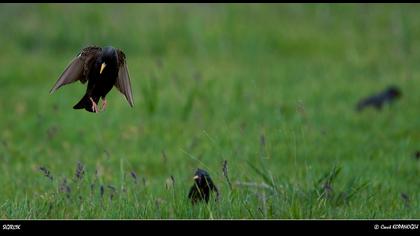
[100,98,107,112]
[89,97,107,113]
[89,97,99,113]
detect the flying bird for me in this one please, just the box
[356,85,401,112]
[50,46,134,113]
[188,168,219,204]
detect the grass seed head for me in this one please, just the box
[39,166,53,181]
[130,171,138,184]
[100,185,105,198]
[74,161,85,181]
[59,178,71,199]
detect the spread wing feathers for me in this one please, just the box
[50,46,102,94]
[115,49,134,107]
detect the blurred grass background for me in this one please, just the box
[0,3,419,218]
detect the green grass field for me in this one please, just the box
[0,3,419,219]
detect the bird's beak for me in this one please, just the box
[100,63,106,74]
[193,175,199,180]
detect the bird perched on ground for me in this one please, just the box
[188,168,219,204]
[356,85,401,112]
[50,46,134,113]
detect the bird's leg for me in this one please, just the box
[100,97,107,111]
[89,97,98,113]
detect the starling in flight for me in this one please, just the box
[188,168,219,204]
[50,46,134,113]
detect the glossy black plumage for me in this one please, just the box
[50,46,134,113]
[356,86,401,112]
[188,169,219,204]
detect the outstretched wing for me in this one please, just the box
[50,46,102,94]
[115,49,134,107]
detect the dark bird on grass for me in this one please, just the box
[50,46,134,113]
[356,86,401,112]
[188,168,219,204]
[414,151,420,160]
